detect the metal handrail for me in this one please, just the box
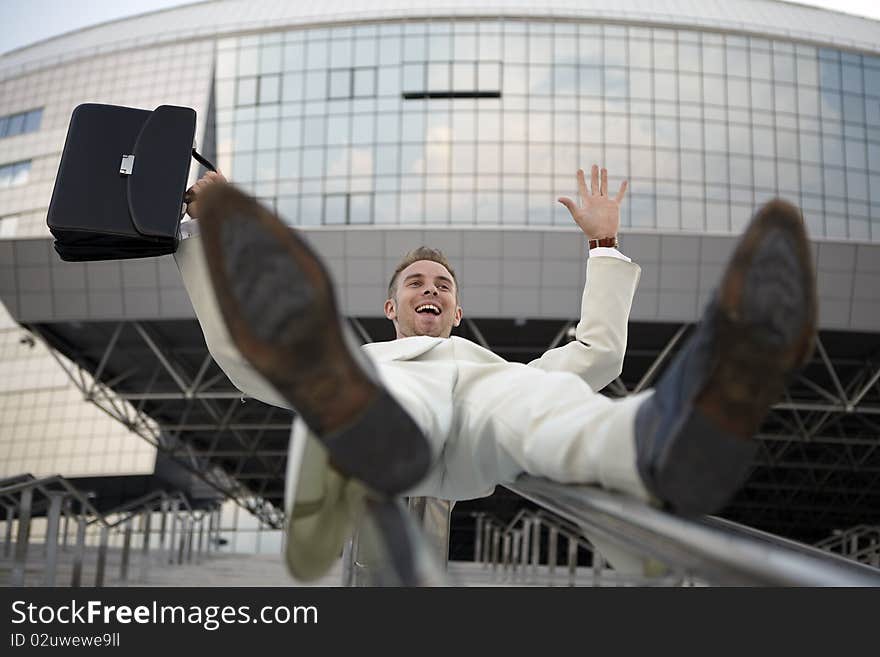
[0,475,108,526]
[507,476,880,587]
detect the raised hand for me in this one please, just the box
[558,165,628,240]
[184,170,227,219]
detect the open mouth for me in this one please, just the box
[415,303,441,316]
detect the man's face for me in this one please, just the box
[384,260,463,339]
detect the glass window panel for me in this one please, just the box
[777,161,799,193]
[404,34,426,61]
[377,67,400,96]
[654,118,678,149]
[753,126,775,157]
[605,68,628,98]
[427,110,450,140]
[799,133,821,163]
[480,33,501,62]
[654,71,676,102]
[379,36,401,65]
[554,35,577,65]
[775,84,795,114]
[216,79,235,108]
[306,39,328,69]
[259,75,280,104]
[281,72,303,103]
[681,199,704,231]
[477,111,501,141]
[678,43,701,72]
[260,45,282,74]
[401,143,424,174]
[797,56,818,87]
[327,115,350,145]
[503,142,526,173]
[324,195,347,224]
[237,77,257,106]
[301,147,325,177]
[824,167,845,200]
[628,39,651,69]
[231,152,255,182]
[283,41,305,70]
[505,112,527,141]
[238,48,258,76]
[454,33,477,60]
[727,47,748,77]
[529,35,552,64]
[429,33,451,60]
[680,119,702,150]
[304,71,325,100]
[679,72,701,104]
[329,69,351,99]
[10,161,29,186]
[703,75,725,106]
[234,121,256,150]
[403,63,425,92]
[750,49,771,79]
[750,79,772,111]
[606,117,628,145]
[729,155,752,187]
[330,39,352,68]
[504,34,527,64]
[554,66,576,95]
[256,119,279,150]
[375,145,399,175]
[279,149,300,178]
[726,78,748,108]
[653,41,675,70]
[798,86,819,116]
[579,67,601,95]
[530,65,552,95]
[376,114,398,143]
[351,114,374,144]
[820,57,841,89]
[452,111,475,141]
[865,67,880,97]
[822,135,844,166]
[603,36,626,67]
[280,118,301,148]
[843,93,865,124]
[374,192,398,224]
[773,52,795,83]
[350,194,372,224]
[842,63,863,94]
[22,109,40,132]
[354,68,376,97]
[453,62,475,91]
[402,112,425,141]
[303,116,326,146]
[354,39,378,66]
[800,163,821,191]
[704,122,726,152]
[629,70,651,99]
[847,171,868,201]
[0,116,8,138]
[256,151,277,180]
[702,45,723,75]
[727,124,750,156]
[477,142,499,173]
[845,139,866,170]
[478,62,501,90]
[299,196,321,226]
[777,129,797,159]
[821,90,843,120]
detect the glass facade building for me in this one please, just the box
[212,20,880,241]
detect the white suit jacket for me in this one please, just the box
[174,228,641,506]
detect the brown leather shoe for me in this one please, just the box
[635,199,817,515]
[197,184,432,495]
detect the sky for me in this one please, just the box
[1,0,880,55]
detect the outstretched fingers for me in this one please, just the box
[558,196,578,215]
[590,164,599,196]
[615,179,629,204]
[577,168,588,206]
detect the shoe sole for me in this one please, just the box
[198,184,432,495]
[698,199,817,437]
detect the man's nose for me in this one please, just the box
[422,287,438,296]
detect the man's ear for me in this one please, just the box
[384,298,397,321]
[452,305,463,327]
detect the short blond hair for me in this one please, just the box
[387,246,459,301]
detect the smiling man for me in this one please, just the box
[178,165,816,582]
[384,249,462,340]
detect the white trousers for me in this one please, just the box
[286,338,651,508]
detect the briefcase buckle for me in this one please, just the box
[119,154,135,175]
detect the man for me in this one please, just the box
[179,166,816,581]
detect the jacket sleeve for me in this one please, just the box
[174,229,293,409]
[527,256,641,392]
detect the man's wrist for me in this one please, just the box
[587,235,619,250]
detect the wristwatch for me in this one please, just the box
[587,236,619,249]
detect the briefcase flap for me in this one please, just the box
[127,104,196,239]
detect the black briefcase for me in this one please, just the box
[47,103,208,261]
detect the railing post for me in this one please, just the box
[119,518,133,582]
[197,515,206,562]
[548,526,558,584]
[511,530,520,576]
[71,497,88,588]
[490,527,500,572]
[10,487,33,587]
[3,503,14,559]
[481,522,491,568]
[177,516,187,565]
[159,497,169,552]
[140,508,152,581]
[531,519,541,579]
[520,519,531,576]
[95,525,109,587]
[61,498,71,552]
[592,546,605,586]
[186,516,195,563]
[473,514,484,564]
[43,492,65,587]
[567,536,578,587]
[168,498,180,564]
